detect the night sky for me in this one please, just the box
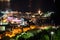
[10,0,56,12]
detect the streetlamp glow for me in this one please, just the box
[51,31,54,35]
[50,31,54,40]
[38,10,41,14]
[38,9,43,16]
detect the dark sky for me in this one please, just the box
[10,0,56,12]
[0,0,56,12]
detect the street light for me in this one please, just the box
[50,31,54,40]
[38,10,43,16]
[38,10,41,13]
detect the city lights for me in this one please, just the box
[0,0,56,40]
